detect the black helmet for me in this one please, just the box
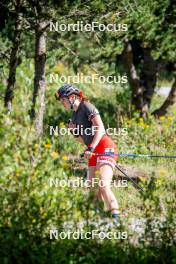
[55,84,80,100]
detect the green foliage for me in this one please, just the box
[0,0,176,262]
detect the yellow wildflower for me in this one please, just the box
[143,124,150,129]
[44,144,51,149]
[51,152,59,159]
[167,116,173,121]
[59,122,65,128]
[62,155,69,161]
[34,144,38,149]
[159,116,165,121]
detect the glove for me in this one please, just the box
[80,147,94,158]
[85,147,94,153]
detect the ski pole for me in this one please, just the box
[94,153,176,159]
[80,152,144,192]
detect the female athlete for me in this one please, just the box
[55,84,120,219]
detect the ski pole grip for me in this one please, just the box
[80,152,96,158]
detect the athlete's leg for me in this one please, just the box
[87,166,104,208]
[87,166,96,184]
[97,163,119,215]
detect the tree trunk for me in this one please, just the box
[4,15,22,110]
[140,49,157,116]
[122,40,144,112]
[152,78,176,117]
[30,22,46,137]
